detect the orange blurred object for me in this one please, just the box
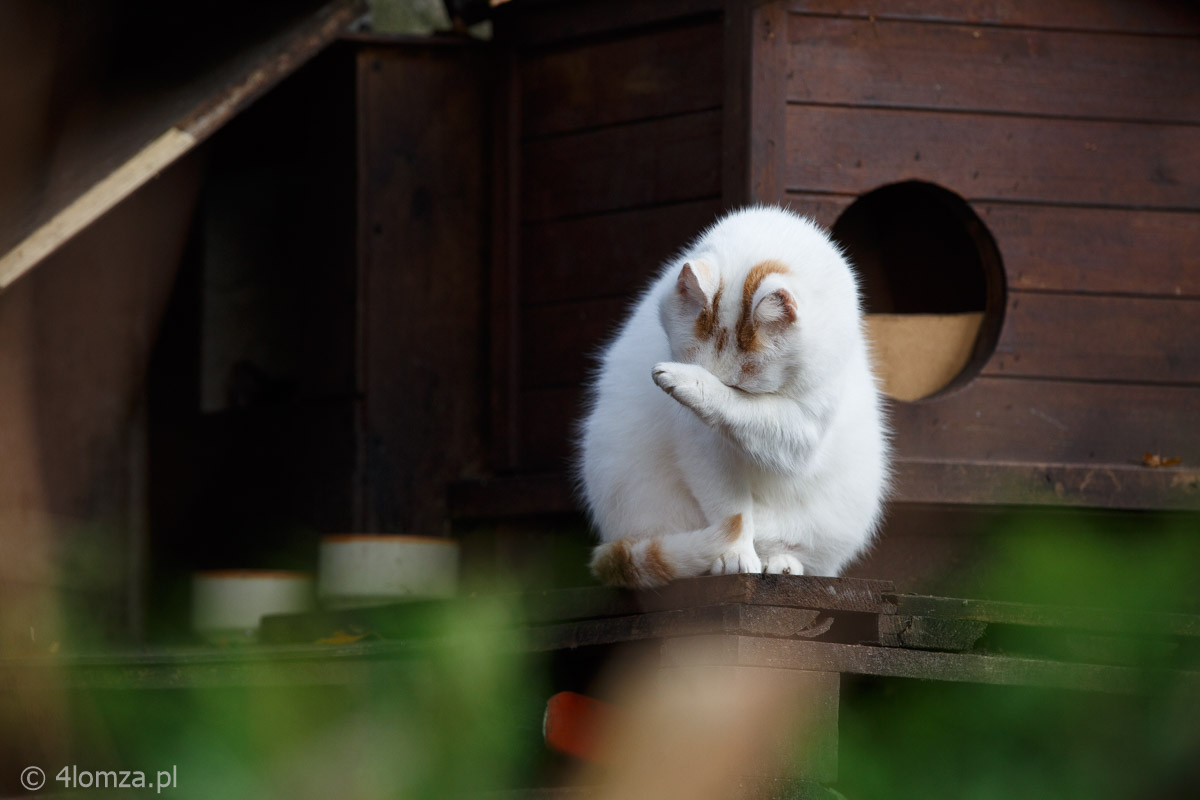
[543,691,618,763]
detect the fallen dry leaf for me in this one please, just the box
[1143,453,1183,468]
[315,630,375,645]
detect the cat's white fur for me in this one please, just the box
[578,206,889,587]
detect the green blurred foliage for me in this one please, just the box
[836,513,1200,800]
[975,513,1200,611]
[838,676,1199,800]
[65,592,548,799]
[35,512,1200,798]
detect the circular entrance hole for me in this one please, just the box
[831,181,1005,401]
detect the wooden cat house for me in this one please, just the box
[454,0,1200,569]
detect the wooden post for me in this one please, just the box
[723,0,790,209]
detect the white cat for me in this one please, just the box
[578,205,889,588]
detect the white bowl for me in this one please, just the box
[192,570,315,643]
[317,534,459,608]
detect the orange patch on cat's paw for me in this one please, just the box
[644,539,674,584]
[591,539,636,587]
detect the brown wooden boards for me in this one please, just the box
[979,204,1200,298]
[521,200,723,304]
[517,574,894,623]
[788,16,1200,124]
[522,110,723,222]
[517,385,585,469]
[785,105,1200,210]
[490,47,522,471]
[495,0,723,47]
[521,297,630,388]
[244,576,1200,701]
[524,606,828,651]
[878,615,989,652]
[486,0,1200,511]
[785,0,1200,35]
[496,4,733,474]
[357,44,489,533]
[892,459,1200,511]
[724,0,791,207]
[784,196,1200,299]
[449,472,580,520]
[988,293,1200,384]
[879,592,1200,665]
[778,5,1200,507]
[521,20,722,137]
[660,635,1199,694]
[885,593,1200,638]
[888,377,1200,464]
[254,575,887,645]
[778,192,855,228]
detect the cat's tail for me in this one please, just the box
[590,514,744,588]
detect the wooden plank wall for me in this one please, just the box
[500,4,727,471]
[481,0,1200,511]
[779,1,1200,507]
[356,42,490,534]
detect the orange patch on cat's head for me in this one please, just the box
[715,326,730,353]
[694,281,724,341]
[737,260,790,352]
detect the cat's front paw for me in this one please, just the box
[652,362,719,414]
[711,544,762,576]
[651,361,698,396]
[763,553,805,576]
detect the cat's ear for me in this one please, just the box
[675,262,712,307]
[754,288,798,329]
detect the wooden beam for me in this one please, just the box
[0,0,365,293]
[886,593,1200,639]
[892,458,1200,512]
[0,129,194,290]
[523,605,828,651]
[661,635,1200,694]
[516,575,894,624]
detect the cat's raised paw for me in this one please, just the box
[763,553,805,576]
[652,362,716,410]
[712,545,762,576]
[651,362,690,394]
